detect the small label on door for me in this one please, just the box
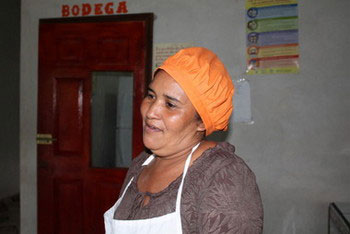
[37,134,55,145]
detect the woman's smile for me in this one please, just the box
[144,122,162,133]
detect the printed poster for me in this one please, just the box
[153,43,194,72]
[245,0,299,74]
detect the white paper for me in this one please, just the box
[233,78,254,124]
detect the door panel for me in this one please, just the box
[54,179,84,234]
[54,77,84,155]
[38,14,153,234]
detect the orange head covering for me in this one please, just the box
[156,47,234,136]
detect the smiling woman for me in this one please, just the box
[104,47,263,234]
[141,70,205,158]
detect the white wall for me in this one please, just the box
[20,0,350,233]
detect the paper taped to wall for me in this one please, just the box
[233,78,254,124]
[153,43,194,71]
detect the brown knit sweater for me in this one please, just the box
[113,142,263,233]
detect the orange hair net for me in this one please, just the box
[157,47,234,136]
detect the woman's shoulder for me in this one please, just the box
[198,141,238,166]
[193,141,256,180]
[126,150,151,176]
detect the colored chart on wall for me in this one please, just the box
[245,0,299,74]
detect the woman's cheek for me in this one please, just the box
[140,99,148,118]
[165,113,184,129]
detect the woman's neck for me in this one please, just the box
[152,140,201,168]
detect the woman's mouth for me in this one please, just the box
[144,123,162,133]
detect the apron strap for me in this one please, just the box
[142,155,155,166]
[117,177,134,205]
[175,142,201,211]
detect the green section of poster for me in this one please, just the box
[247,17,298,33]
[245,0,299,74]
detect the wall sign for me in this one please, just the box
[62,1,128,17]
[153,43,194,71]
[245,0,299,75]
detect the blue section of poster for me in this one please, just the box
[247,30,298,47]
[247,4,298,20]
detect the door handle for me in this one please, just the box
[36,134,57,145]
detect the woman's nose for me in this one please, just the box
[145,100,161,119]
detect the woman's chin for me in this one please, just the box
[142,136,160,152]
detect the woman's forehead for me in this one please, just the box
[150,71,190,102]
[151,70,181,92]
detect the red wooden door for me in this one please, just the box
[37,14,153,234]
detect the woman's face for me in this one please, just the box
[140,70,204,156]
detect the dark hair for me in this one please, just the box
[195,112,202,122]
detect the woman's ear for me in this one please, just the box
[196,121,206,132]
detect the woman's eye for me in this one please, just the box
[146,93,154,99]
[166,102,176,108]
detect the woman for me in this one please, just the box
[104,47,263,233]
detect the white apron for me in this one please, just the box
[104,143,200,234]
